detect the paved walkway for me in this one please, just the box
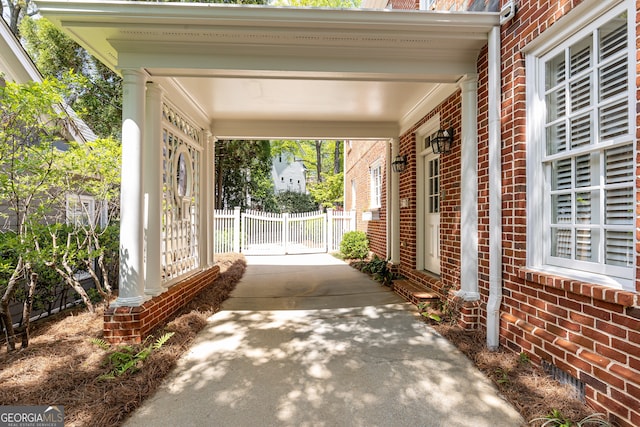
[124,254,524,427]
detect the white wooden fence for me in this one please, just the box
[214,207,355,255]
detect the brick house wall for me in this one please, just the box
[494,1,640,426]
[364,0,640,424]
[344,140,387,259]
[395,93,464,300]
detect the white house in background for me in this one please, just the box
[272,154,306,194]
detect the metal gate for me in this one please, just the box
[214,208,355,255]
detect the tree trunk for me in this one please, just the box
[334,140,341,174]
[20,270,38,349]
[55,263,95,313]
[0,258,24,352]
[315,140,323,183]
[215,145,224,208]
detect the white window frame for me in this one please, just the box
[66,194,96,227]
[369,161,382,209]
[525,0,635,291]
[419,0,435,10]
[351,178,357,211]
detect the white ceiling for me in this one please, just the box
[37,1,499,139]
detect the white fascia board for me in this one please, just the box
[38,2,499,74]
[0,19,42,83]
[38,1,499,31]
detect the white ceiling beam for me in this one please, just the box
[211,119,399,140]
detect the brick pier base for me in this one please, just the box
[457,299,482,330]
[104,265,220,344]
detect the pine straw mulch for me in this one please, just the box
[430,322,603,426]
[0,253,247,427]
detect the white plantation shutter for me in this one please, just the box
[543,11,634,280]
[604,144,634,267]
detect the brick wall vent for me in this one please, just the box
[542,360,585,401]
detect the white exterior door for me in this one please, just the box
[423,154,440,275]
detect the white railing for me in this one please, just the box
[327,208,356,253]
[213,207,241,253]
[213,208,355,255]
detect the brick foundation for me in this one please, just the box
[104,266,220,344]
[457,299,481,330]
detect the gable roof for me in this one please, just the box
[0,17,98,143]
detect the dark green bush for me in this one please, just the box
[339,231,369,260]
[275,191,318,213]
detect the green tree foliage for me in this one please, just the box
[274,191,317,213]
[0,77,120,350]
[215,140,276,211]
[19,17,122,138]
[0,77,70,350]
[42,137,121,309]
[308,171,343,209]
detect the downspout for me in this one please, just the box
[386,140,394,261]
[486,25,502,350]
[390,139,401,264]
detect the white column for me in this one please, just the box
[200,132,215,268]
[456,74,480,301]
[389,138,401,264]
[115,69,148,306]
[143,82,163,296]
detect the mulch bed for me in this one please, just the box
[0,253,246,427]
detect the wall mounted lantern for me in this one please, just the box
[430,126,454,155]
[391,154,408,173]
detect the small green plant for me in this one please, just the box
[519,351,531,365]
[360,255,396,286]
[530,410,611,427]
[495,367,511,385]
[91,332,175,380]
[339,231,369,260]
[90,337,110,350]
[417,302,442,322]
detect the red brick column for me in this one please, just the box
[104,266,220,344]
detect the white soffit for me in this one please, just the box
[37,1,499,138]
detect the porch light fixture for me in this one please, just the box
[391,154,408,173]
[430,126,454,155]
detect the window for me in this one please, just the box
[351,179,356,211]
[66,194,96,227]
[370,162,382,209]
[419,0,435,10]
[528,2,635,290]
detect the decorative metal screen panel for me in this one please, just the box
[161,104,202,283]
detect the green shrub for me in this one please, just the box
[340,231,369,260]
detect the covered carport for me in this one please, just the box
[37,1,499,343]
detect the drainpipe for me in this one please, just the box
[486,25,502,350]
[389,138,400,264]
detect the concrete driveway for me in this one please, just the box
[124,254,524,427]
